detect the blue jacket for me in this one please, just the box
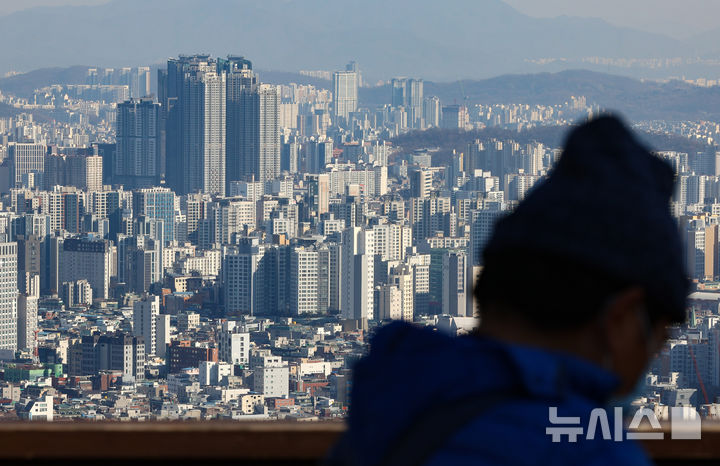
[347,322,652,466]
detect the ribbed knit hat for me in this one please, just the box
[483,115,688,320]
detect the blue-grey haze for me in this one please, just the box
[0,0,716,80]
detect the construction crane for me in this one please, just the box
[688,343,710,405]
[458,80,470,106]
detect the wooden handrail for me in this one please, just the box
[0,421,717,464]
[0,421,344,461]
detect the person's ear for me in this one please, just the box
[603,287,646,355]
[602,287,650,395]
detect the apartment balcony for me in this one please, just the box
[0,421,718,465]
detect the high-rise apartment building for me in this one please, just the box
[684,218,720,281]
[223,242,267,316]
[59,237,112,300]
[164,56,226,196]
[45,154,103,192]
[391,79,407,108]
[133,187,175,245]
[189,65,226,196]
[389,264,414,322]
[289,246,319,315]
[372,223,412,262]
[76,332,145,381]
[224,57,282,187]
[218,321,250,365]
[340,227,375,321]
[17,274,39,353]
[116,98,161,188]
[183,192,209,245]
[424,96,441,128]
[406,79,424,129]
[16,235,43,295]
[441,104,468,129]
[130,67,151,98]
[332,70,358,126]
[9,143,45,189]
[0,242,17,353]
[207,198,256,244]
[226,61,257,187]
[156,314,170,358]
[407,252,431,315]
[391,78,424,129]
[165,55,280,194]
[346,61,362,87]
[307,174,329,216]
[305,139,333,174]
[133,295,160,357]
[233,83,280,184]
[410,169,432,199]
[117,234,162,293]
[411,197,452,242]
[61,279,93,307]
[378,284,402,321]
[226,64,281,185]
[85,155,103,191]
[442,251,467,317]
[281,138,300,173]
[469,208,506,266]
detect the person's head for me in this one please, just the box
[476,249,681,395]
[476,115,688,396]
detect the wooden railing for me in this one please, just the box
[0,421,717,465]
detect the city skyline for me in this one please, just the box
[0,50,611,422]
[0,48,713,424]
[0,0,715,440]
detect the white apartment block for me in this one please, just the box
[17,294,38,352]
[290,247,319,315]
[253,364,289,398]
[218,321,250,365]
[372,223,412,261]
[133,295,160,357]
[0,242,18,353]
[378,284,402,321]
[179,249,222,278]
[199,361,234,386]
[156,313,170,358]
[340,227,375,321]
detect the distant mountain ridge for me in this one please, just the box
[0,0,706,81]
[0,66,92,97]
[0,66,332,98]
[362,70,720,122]
[392,126,714,164]
[4,67,720,122]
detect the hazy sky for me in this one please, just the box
[504,0,719,38]
[0,0,107,16]
[0,0,715,40]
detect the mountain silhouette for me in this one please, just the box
[0,0,692,80]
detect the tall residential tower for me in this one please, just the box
[116,98,161,188]
[332,70,358,126]
[226,60,280,185]
[163,55,226,196]
[0,242,17,354]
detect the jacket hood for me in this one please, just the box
[347,322,620,466]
